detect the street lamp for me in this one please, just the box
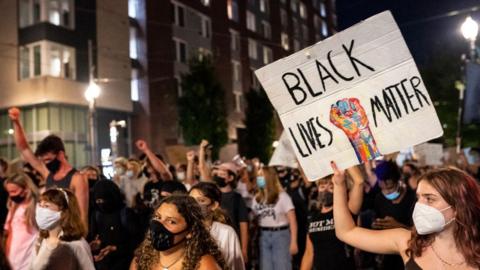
[457,16,479,153]
[85,82,101,165]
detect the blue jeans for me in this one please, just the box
[259,228,291,270]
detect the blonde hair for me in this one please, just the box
[255,167,283,204]
[4,173,39,231]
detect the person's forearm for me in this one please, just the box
[347,166,364,214]
[240,222,249,251]
[333,180,356,240]
[186,160,195,185]
[288,212,298,245]
[198,147,211,181]
[143,148,172,180]
[300,251,313,270]
[12,120,29,151]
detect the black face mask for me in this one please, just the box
[10,194,26,204]
[46,158,61,174]
[213,175,227,188]
[150,220,188,251]
[319,191,334,207]
[88,178,97,189]
[96,201,116,213]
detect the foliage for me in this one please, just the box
[178,57,228,159]
[244,88,276,163]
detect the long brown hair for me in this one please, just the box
[4,173,38,231]
[38,188,86,241]
[134,195,228,270]
[406,167,480,268]
[255,166,282,204]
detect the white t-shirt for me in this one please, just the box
[30,238,95,270]
[251,191,295,227]
[210,221,245,270]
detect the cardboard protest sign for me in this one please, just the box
[413,143,443,166]
[255,11,443,181]
[269,132,298,168]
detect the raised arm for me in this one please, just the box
[71,173,89,232]
[135,140,172,180]
[185,150,197,185]
[332,161,409,255]
[363,160,377,188]
[346,165,364,215]
[8,108,49,178]
[198,140,211,181]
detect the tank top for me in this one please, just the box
[46,169,77,190]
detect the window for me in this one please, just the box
[322,20,328,36]
[250,68,260,89]
[128,0,137,18]
[299,2,307,19]
[246,11,256,32]
[263,46,272,64]
[173,2,185,27]
[175,76,183,97]
[232,60,241,82]
[290,0,297,13]
[248,39,257,59]
[259,0,269,13]
[280,8,287,27]
[234,92,242,113]
[19,0,74,29]
[197,47,211,60]
[281,33,289,50]
[294,39,300,52]
[131,69,139,101]
[228,0,239,22]
[320,2,326,17]
[129,26,138,59]
[174,39,187,63]
[292,18,299,37]
[19,41,75,80]
[262,21,271,39]
[201,17,211,38]
[200,0,211,6]
[230,29,240,52]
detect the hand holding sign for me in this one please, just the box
[330,98,381,163]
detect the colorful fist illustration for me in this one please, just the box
[330,98,381,162]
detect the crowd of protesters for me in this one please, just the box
[1,107,480,270]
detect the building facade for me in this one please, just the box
[0,0,133,167]
[129,0,337,162]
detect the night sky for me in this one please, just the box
[336,0,480,67]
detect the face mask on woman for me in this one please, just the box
[412,202,454,235]
[256,176,266,189]
[150,220,188,251]
[10,192,26,204]
[126,170,135,178]
[36,205,62,230]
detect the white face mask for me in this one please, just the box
[412,202,454,235]
[177,172,185,181]
[36,205,62,230]
[126,170,134,178]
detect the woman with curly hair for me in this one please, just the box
[333,162,480,270]
[130,194,227,270]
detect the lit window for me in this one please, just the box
[173,2,185,27]
[197,47,211,60]
[262,21,271,39]
[201,17,211,38]
[247,11,256,32]
[19,0,74,29]
[259,0,269,13]
[131,69,139,101]
[230,29,240,52]
[232,60,241,82]
[19,41,75,80]
[228,0,239,22]
[175,76,183,97]
[200,0,211,6]
[320,2,326,17]
[322,20,328,36]
[299,2,307,19]
[281,33,289,50]
[128,0,137,18]
[174,39,187,63]
[248,39,257,59]
[263,46,272,64]
[130,27,138,59]
[294,39,300,52]
[234,92,242,113]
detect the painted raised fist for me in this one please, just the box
[330,98,381,162]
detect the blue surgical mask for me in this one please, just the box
[256,176,266,188]
[384,186,400,201]
[126,170,134,178]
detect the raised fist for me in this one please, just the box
[186,150,196,162]
[200,139,209,149]
[330,98,381,162]
[8,107,20,121]
[135,139,148,152]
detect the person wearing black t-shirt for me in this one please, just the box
[300,165,364,270]
[372,161,416,270]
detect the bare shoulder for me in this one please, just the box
[197,254,222,270]
[71,172,87,186]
